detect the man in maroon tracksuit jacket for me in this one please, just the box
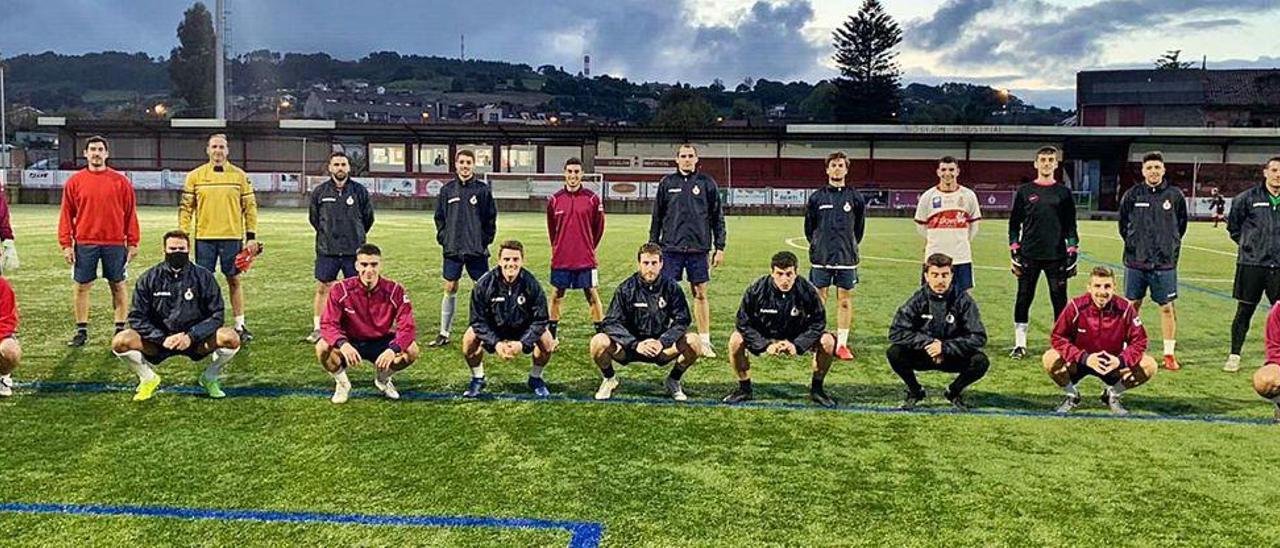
[545,157,605,339]
[1253,302,1280,423]
[316,243,418,404]
[1042,266,1157,415]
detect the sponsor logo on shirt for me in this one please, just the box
[448,197,461,204]
[761,308,779,314]
[633,302,649,308]
[154,291,172,297]
[1028,194,1041,203]
[818,204,833,210]
[321,197,337,203]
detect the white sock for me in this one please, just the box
[1014,323,1028,348]
[203,347,239,381]
[1063,382,1079,397]
[837,329,849,348]
[700,333,712,348]
[114,350,156,382]
[1109,383,1128,396]
[441,294,457,337]
[313,316,321,330]
[376,367,394,383]
[331,368,350,385]
[1,373,10,384]
[1163,340,1176,356]
[530,365,545,379]
[470,364,485,379]
[235,315,246,330]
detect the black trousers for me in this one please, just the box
[1014,257,1069,324]
[886,344,990,395]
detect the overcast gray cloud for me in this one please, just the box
[907,0,997,50]
[1176,18,1245,30]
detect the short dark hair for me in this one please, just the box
[637,242,662,259]
[356,243,381,257]
[1090,266,1114,279]
[1036,146,1060,158]
[677,143,697,154]
[456,149,476,161]
[499,240,524,255]
[826,151,847,167]
[564,157,582,169]
[925,253,954,270]
[1142,151,1164,165]
[84,135,109,150]
[328,151,349,162]
[938,155,958,166]
[162,230,189,244]
[1267,156,1280,168]
[770,251,798,270]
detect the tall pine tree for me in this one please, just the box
[832,0,902,123]
[168,2,216,116]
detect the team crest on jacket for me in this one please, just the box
[932,196,943,208]
[946,313,955,324]
[692,186,701,195]
[1162,200,1171,210]
[843,202,852,212]
[657,296,666,309]
[790,306,800,317]
[184,288,194,301]
[1028,194,1040,203]
[470,195,478,205]
[346,196,354,206]
[517,295,526,305]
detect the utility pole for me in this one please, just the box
[214,0,226,119]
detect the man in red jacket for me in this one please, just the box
[1252,302,1280,423]
[316,243,419,404]
[545,157,605,340]
[1042,266,1157,415]
[0,275,20,397]
[57,136,141,347]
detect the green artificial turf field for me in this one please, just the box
[1,205,1277,546]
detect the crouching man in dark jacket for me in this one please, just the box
[887,253,989,411]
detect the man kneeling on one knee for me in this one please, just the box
[722,251,837,408]
[316,243,419,404]
[112,230,240,401]
[591,243,699,401]
[886,253,989,411]
[1251,301,1280,423]
[1044,266,1157,415]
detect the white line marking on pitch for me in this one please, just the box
[1080,232,1235,257]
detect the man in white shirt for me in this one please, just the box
[914,156,982,293]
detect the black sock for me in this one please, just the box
[738,379,753,392]
[548,321,559,338]
[1231,301,1258,355]
[810,373,825,392]
[669,365,687,381]
[601,365,616,379]
[592,321,604,333]
[76,322,88,333]
[114,321,126,332]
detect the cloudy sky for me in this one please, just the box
[2,0,1279,107]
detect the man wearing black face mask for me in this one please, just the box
[111,230,241,402]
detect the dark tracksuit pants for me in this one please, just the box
[886,344,990,395]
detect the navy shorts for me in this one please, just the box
[73,244,128,284]
[1125,267,1178,305]
[196,239,243,277]
[614,346,678,366]
[142,333,218,364]
[809,267,858,290]
[316,255,357,282]
[551,268,598,290]
[347,336,395,363]
[660,250,710,284]
[443,255,489,282]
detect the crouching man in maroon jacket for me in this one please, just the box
[1042,266,1157,415]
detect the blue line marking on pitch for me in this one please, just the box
[0,502,605,548]
[1079,252,1235,301]
[16,380,1276,427]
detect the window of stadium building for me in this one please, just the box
[370,143,407,173]
[416,144,450,173]
[458,144,494,173]
[501,145,537,173]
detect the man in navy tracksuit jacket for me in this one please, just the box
[431,149,497,347]
[461,240,554,399]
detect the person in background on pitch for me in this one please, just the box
[461,240,555,398]
[58,135,141,346]
[0,273,21,398]
[886,253,989,411]
[1043,266,1156,415]
[1224,156,1280,373]
[546,157,605,340]
[649,143,726,357]
[1210,188,1226,228]
[804,151,865,362]
[316,244,418,404]
[1007,145,1079,359]
[306,151,374,343]
[178,133,260,342]
[430,149,497,347]
[112,230,241,402]
[914,156,982,294]
[722,251,837,408]
[591,243,698,401]
[1251,301,1280,423]
[1117,151,1187,371]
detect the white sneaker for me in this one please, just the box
[0,375,12,397]
[700,341,718,359]
[665,376,687,402]
[374,374,400,400]
[594,376,620,400]
[331,377,352,404]
[1224,354,1242,372]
